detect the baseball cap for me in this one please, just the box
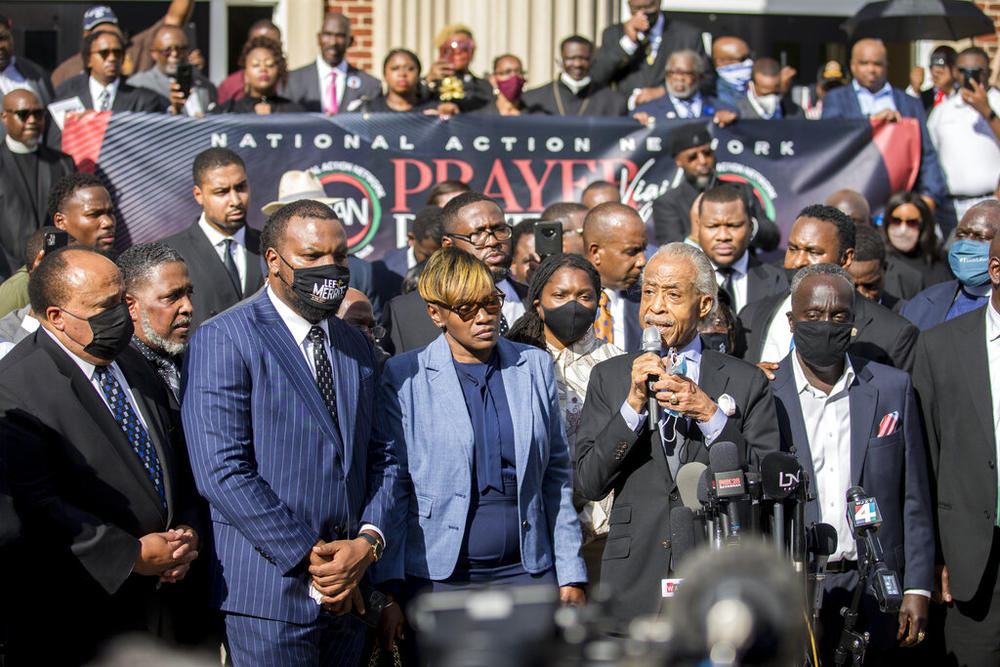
[83,5,119,32]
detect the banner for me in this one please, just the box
[63,112,919,261]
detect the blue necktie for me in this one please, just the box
[946,287,989,321]
[94,365,166,508]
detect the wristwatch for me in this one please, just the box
[358,533,384,562]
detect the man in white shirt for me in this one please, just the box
[928,47,1000,222]
[770,263,933,662]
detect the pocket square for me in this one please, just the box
[877,411,900,437]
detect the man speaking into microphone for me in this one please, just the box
[769,264,933,663]
[576,242,778,625]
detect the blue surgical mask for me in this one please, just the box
[948,239,991,287]
[717,58,753,93]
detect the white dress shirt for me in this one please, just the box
[791,351,856,561]
[198,213,248,292]
[852,79,896,117]
[405,246,418,271]
[497,278,526,326]
[712,251,750,313]
[927,87,1000,197]
[316,56,349,114]
[760,293,794,363]
[0,58,30,97]
[666,91,703,119]
[601,287,629,347]
[89,76,120,110]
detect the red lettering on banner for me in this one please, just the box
[598,159,639,185]
[483,159,523,212]
[434,159,475,184]
[391,159,433,211]
[512,159,558,211]
[558,160,598,201]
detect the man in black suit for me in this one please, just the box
[695,184,788,314]
[283,13,381,114]
[0,15,55,107]
[0,247,201,663]
[738,205,919,373]
[911,231,1000,666]
[163,148,264,329]
[650,123,780,250]
[733,58,804,120]
[848,225,907,313]
[0,89,75,275]
[576,242,779,626]
[584,202,649,352]
[590,0,706,108]
[523,36,626,117]
[370,205,443,317]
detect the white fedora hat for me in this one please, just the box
[261,170,344,216]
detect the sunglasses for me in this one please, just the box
[91,48,124,60]
[4,108,44,121]
[888,216,921,229]
[432,292,505,321]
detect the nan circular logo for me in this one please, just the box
[716,161,777,221]
[312,161,386,253]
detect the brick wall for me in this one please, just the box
[327,0,375,73]
[974,2,999,59]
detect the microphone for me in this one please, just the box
[761,452,803,551]
[807,522,838,621]
[708,441,747,544]
[670,506,698,571]
[641,326,661,432]
[676,462,707,511]
[697,468,721,548]
[845,487,903,613]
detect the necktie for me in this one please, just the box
[221,239,242,297]
[717,267,736,309]
[328,70,339,114]
[946,287,988,321]
[97,88,111,111]
[472,367,503,494]
[499,314,510,336]
[594,292,614,343]
[934,89,946,106]
[308,326,341,432]
[94,366,166,508]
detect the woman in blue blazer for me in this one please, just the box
[373,247,587,642]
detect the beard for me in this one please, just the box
[140,312,189,357]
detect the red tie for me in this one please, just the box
[934,89,945,106]
[328,70,339,114]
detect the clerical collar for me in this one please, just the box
[5,134,38,154]
[560,72,591,95]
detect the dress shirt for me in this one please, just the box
[406,245,417,271]
[791,351,856,561]
[89,76,121,110]
[0,58,29,97]
[497,278,526,325]
[760,293,794,363]
[712,251,749,313]
[667,91,703,119]
[316,56,349,114]
[618,11,665,61]
[42,326,149,430]
[197,213,247,292]
[601,288,628,347]
[619,334,728,445]
[927,88,1000,197]
[852,79,896,117]
[265,285,385,545]
[987,301,1000,526]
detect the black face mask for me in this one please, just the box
[542,301,598,346]
[278,253,350,315]
[64,302,135,361]
[701,331,730,355]
[792,320,853,369]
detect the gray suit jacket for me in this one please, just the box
[0,306,32,345]
[127,66,218,114]
[283,61,381,113]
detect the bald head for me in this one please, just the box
[851,39,888,93]
[825,190,871,227]
[2,88,45,144]
[957,199,1000,244]
[583,203,648,290]
[581,181,620,210]
[712,36,750,67]
[337,287,378,341]
[583,203,644,245]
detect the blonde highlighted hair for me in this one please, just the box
[418,246,495,308]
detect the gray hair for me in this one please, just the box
[668,48,706,77]
[645,242,718,307]
[789,263,854,296]
[115,242,186,293]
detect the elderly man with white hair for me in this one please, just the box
[575,242,780,627]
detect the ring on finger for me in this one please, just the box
[917,631,926,642]
[669,393,679,405]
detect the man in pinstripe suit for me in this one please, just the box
[182,199,397,665]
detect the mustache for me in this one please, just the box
[643,316,675,327]
[172,317,193,329]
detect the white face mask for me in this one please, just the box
[749,81,781,118]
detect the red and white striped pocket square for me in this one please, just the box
[877,411,900,437]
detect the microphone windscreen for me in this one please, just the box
[641,325,661,353]
[760,452,802,499]
[697,468,713,505]
[677,462,708,510]
[808,522,838,557]
[708,440,742,473]
[670,506,697,570]
[845,486,865,504]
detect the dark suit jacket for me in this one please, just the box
[383,289,441,356]
[632,92,733,119]
[734,94,804,119]
[370,247,408,318]
[575,348,779,623]
[0,331,200,662]
[744,254,790,307]
[821,84,947,203]
[522,79,627,116]
[283,62,382,113]
[912,306,997,601]
[162,221,265,329]
[771,353,934,595]
[885,255,924,300]
[650,175,780,251]
[591,17,706,93]
[0,143,75,272]
[900,279,961,331]
[737,290,919,371]
[49,74,167,150]
[10,57,55,107]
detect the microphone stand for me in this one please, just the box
[833,555,871,667]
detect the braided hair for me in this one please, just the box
[506,253,601,349]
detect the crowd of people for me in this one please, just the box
[3,1,1000,666]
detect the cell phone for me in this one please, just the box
[348,582,387,627]
[174,62,193,98]
[43,230,69,253]
[961,66,984,90]
[534,220,562,259]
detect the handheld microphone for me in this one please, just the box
[807,522,838,620]
[641,326,661,432]
[761,452,803,551]
[676,462,707,511]
[670,506,698,571]
[845,487,903,613]
[708,441,747,544]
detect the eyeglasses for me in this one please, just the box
[431,292,505,321]
[365,324,387,340]
[666,69,697,77]
[888,216,921,229]
[154,45,188,55]
[91,48,124,60]
[4,108,44,121]
[446,224,513,247]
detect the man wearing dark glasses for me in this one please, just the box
[0,89,75,277]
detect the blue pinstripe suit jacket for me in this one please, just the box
[371,335,587,588]
[181,289,397,623]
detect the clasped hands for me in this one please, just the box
[627,352,718,422]
[307,536,374,616]
[134,524,200,583]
